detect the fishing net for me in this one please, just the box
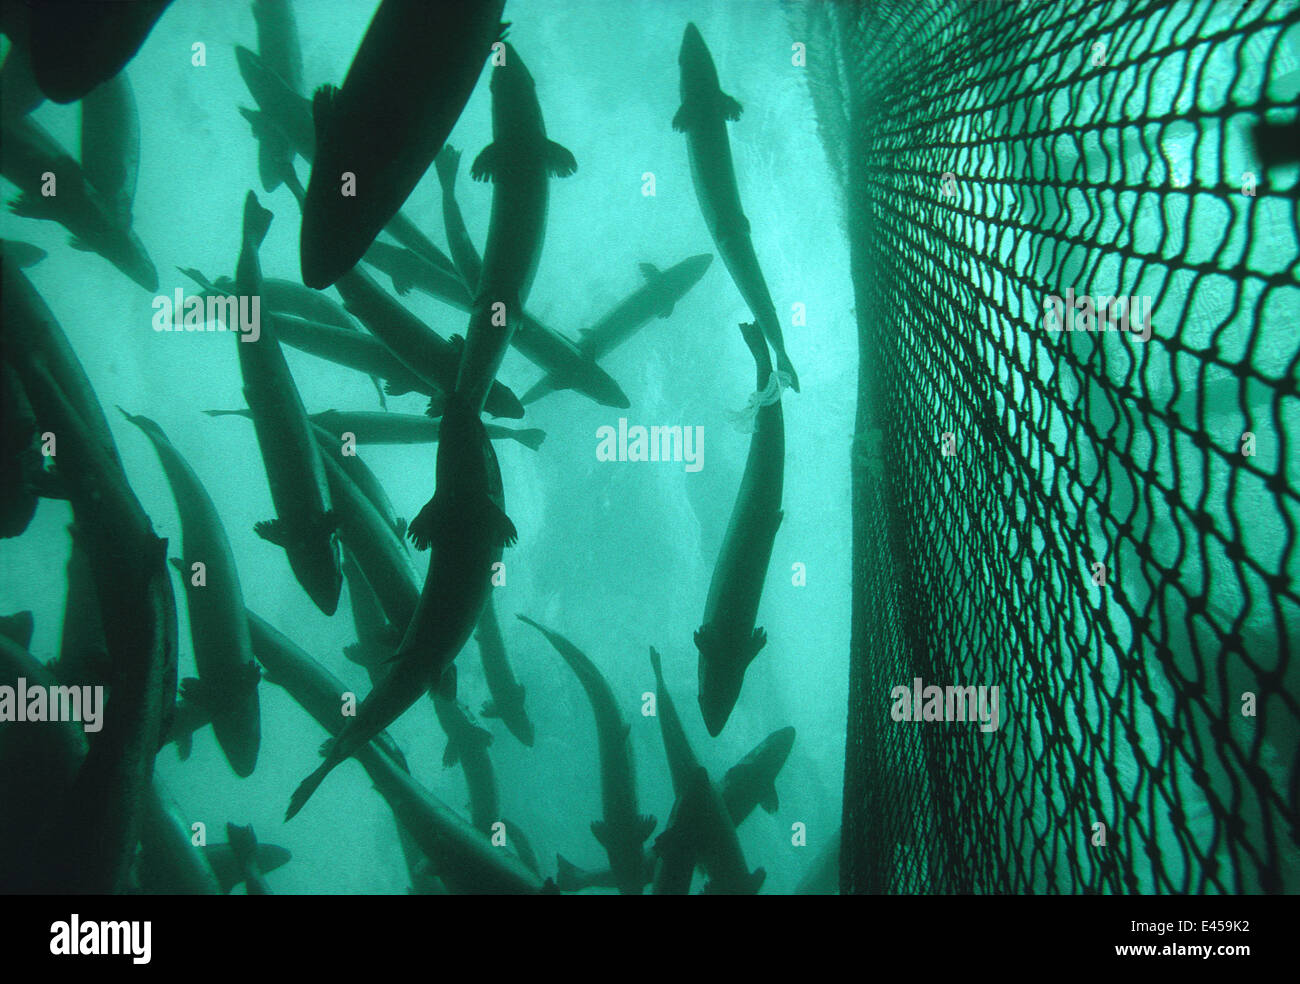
[796,0,1300,893]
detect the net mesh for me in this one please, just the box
[796,0,1300,893]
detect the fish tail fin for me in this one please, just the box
[242,191,273,250]
[776,352,799,393]
[285,756,335,820]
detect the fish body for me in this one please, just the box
[286,394,515,819]
[233,192,342,615]
[300,0,506,287]
[518,615,654,895]
[457,43,576,412]
[475,596,534,746]
[121,410,261,777]
[1,115,157,289]
[696,322,784,736]
[675,23,798,390]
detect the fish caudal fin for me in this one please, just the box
[285,757,335,820]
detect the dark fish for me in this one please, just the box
[233,192,342,615]
[430,141,630,409]
[457,43,577,412]
[120,410,261,777]
[286,393,516,819]
[675,23,799,391]
[721,725,795,825]
[234,43,464,285]
[251,0,303,192]
[1,114,157,289]
[517,615,654,895]
[433,144,483,291]
[520,254,714,405]
[696,322,784,736]
[4,257,178,893]
[202,837,292,895]
[310,408,546,451]
[25,0,172,104]
[80,72,139,227]
[222,312,430,399]
[475,596,534,746]
[225,823,274,894]
[648,646,763,894]
[250,611,543,893]
[300,0,506,287]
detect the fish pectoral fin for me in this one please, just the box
[638,262,662,281]
[394,517,407,542]
[671,103,693,133]
[545,141,578,178]
[384,378,415,397]
[254,518,289,547]
[175,731,193,761]
[480,699,500,718]
[719,91,743,121]
[769,509,785,536]
[656,300,676,319]
[590,820,611,848]
[759,784,779,814]
[442,740,460,768]
[68,236,94,252]
[178,676,208,706]
[486,500,518,548]
[406,494,445,551]
[470,143,500,183]
[745,627,768,666]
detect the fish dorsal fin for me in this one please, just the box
[638,262,661,282]
[311,84,339,153]
[671,103,692,133]
[545,141,577,178]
